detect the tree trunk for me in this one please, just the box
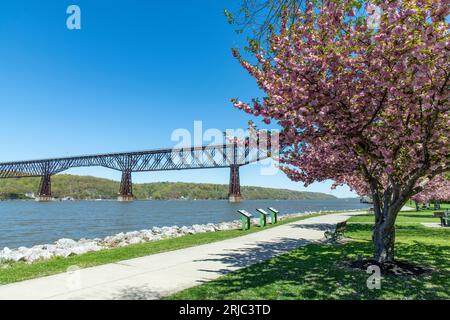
[370,188,403,264]
[364,162,432,264]
[373,222,395,263]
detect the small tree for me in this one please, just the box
[231,0,449,263]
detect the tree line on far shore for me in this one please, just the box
[0,174,337,201]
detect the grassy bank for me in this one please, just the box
[0,211,345,285]
[168,206,450,300]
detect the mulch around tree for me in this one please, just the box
[338,259,434,276]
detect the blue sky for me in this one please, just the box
[0,0,356,198]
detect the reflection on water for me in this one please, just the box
[0,199,369,249]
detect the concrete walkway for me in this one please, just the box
[0,211,364,300]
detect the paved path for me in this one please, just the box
[0,211,364,300]
[421,222,447,229]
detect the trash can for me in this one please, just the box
[237,210,253,230]
[267,207,279,224]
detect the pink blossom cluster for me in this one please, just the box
[411,174,450,203]
[232,0,449,204]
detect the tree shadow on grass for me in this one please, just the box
[396,241,450,270]
[114,222,449,300]
[195,237,317,274]
[111,285,173,300]
[170,240,450,300]
[110,237,323,300]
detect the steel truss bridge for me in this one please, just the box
[0,135,274,202]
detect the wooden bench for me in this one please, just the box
[441,211,450,227]
[324,221,347,241]
[434,211,446,226]
[443,217,450,227]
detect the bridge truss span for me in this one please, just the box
[0,137,276,202]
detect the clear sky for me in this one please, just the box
[0,0,356,198]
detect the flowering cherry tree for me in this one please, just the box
[411,174,450,204]
[232,0,449,263]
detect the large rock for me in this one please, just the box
[215,223,232,231]
[127,237,145,245]
[151,234,162,241]
[54,248,73,258]
[8,252,26,262]
[125,231,140,239]
[24,248,53,262]
[55,238,78,248]
[117,240,129,247]
[192,224,208,233]
[152,227,162,234]
[161,227,180,238]
[179,226,193,234]
[204,223,217,232]
[69,242,103,255]
[0,247,12,256]
[139,230,155,241]
[0,247,13,262]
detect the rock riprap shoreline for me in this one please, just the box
[0,210,347,264]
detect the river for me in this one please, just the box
[0,199,370,249]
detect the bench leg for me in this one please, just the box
[325,230,346,241]
[325,231,337,240]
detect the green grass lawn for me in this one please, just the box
[0,211,341,285]
[168,205,450,300]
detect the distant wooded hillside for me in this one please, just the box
[0,174,337,200]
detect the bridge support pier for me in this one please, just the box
[36,174,52,202]
[228,165,241,203]
[118,171,134,202]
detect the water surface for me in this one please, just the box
[0,199,369,249]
